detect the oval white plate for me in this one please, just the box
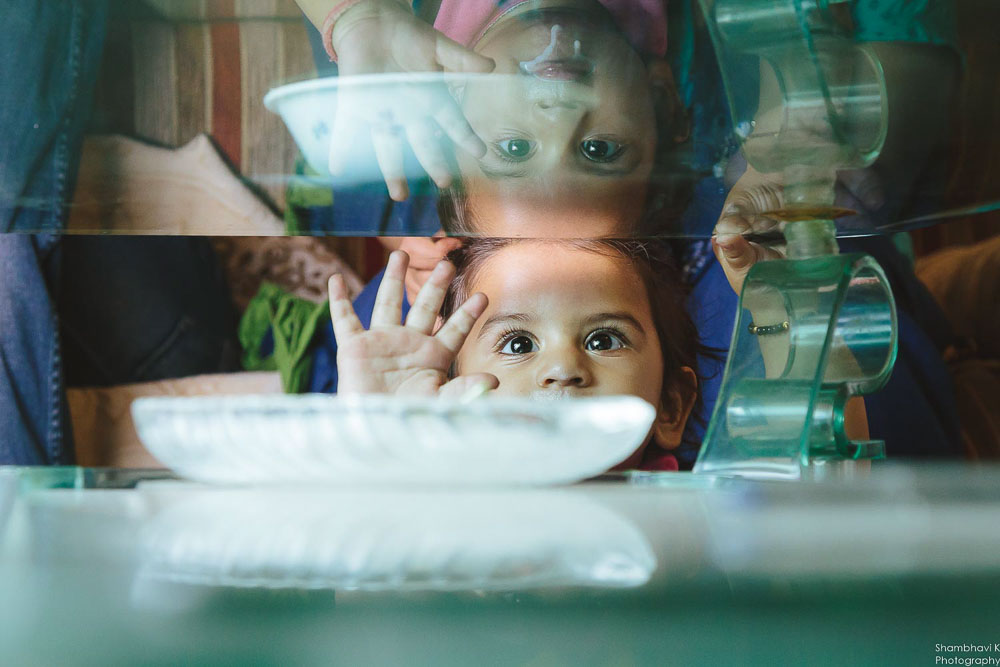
[131,394,655,486]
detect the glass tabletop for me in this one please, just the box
[3,463,1000,664]
[1,0,997,239]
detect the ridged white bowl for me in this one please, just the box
[131,394,655,486]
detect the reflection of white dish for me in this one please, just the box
[136,487,655,591]
[131,394,655,486]
[264,73,494,181]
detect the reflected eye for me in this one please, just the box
[585,331,626,352]
[580,139,624,163]
[500,335,537,355]
[496,138,535,161]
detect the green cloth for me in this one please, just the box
[284,158,334,235]
[239,282,329,394]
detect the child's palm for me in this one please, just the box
[336,327,455,395]
[330,251,497,397]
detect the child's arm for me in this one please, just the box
[295,0,494,201]
[328,250,498,396]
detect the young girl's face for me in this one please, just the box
[454,243,669,466]
[453,0,657,236]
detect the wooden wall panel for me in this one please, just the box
[175,23,212,144]
[239,0,290,207]
[131,21,178,146]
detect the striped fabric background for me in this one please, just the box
[97,0,313,209]
[92,0,386,281]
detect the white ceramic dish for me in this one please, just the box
[263,73,492,181]
[131,394,655,486]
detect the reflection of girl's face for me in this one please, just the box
[455,242,665,467]
[455,1,657,236]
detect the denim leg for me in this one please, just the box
[0,0,108,465]
[0,235,73,465]
[0,0,108,233]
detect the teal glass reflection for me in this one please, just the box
[694,0,898,477]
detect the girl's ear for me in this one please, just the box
[648,58,690,144]
[652,367,698,449]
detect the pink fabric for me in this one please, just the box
[639,449,680,471]
[434,0,667,57]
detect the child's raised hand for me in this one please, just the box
[713,155,888,296]
[328,0,495,201]
[329,250,499,397]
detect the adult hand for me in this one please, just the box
[396,234,464,304]
[712,162,786,296]
[330,0,495,201]
[713,156,886,295]
[329,250,498,396]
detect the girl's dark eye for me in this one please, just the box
[585,331,625,351]
[497,139,535,161]
[500,335,537,355]
[580,139,624,163]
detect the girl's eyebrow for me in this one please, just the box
[476,312,533,340]
[583,312,647,336]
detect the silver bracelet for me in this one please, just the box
[748,320,789,336]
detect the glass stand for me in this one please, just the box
[695,228,897,479]
[695,0,898,478]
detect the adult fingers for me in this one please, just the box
[713,233,783,274]
[370,250,409,328]
[405,117,453,189]
[435,291,488,354]
[712,233,784,295]
[329,274,364,341]
[433,235,464,253]
[405,260,455,335]
[400,235,463,269]
[720,161,786,222]
[434,33,495,73]
[371,122,409,201]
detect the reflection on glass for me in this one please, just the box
[274,0,680,237]
[0,0,994,236]
[135,488,655,591]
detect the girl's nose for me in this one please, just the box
[535,349,593,388]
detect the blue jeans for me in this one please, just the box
[0,0,108,465]
[1,1,240,465]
